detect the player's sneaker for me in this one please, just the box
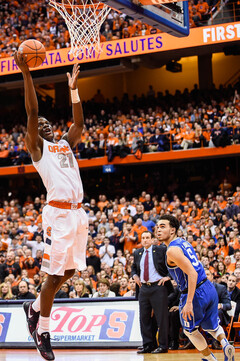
[23,301,40,336]
[223,343,235,361]
[32,330,55,361]
[201,353,218,361]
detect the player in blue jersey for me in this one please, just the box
[156,214,235,361]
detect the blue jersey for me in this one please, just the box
[167,237,206,292]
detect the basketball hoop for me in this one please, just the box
[49,0,111,57]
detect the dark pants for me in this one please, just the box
[139,283,168,349]
[169,309,181,342]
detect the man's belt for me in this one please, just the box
[181,277,207,294]
[142,281,160,287]
[48,201,82,210]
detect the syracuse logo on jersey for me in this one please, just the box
[48,145,70,153]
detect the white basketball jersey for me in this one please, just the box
[33,139,83,203]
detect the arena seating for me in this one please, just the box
[0,0,239,58]
[0,188,240,305]
[1,84,240,165]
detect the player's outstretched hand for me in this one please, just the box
[67,63,80,90]
[14,51,29,74]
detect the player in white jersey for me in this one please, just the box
[14,52,88,361]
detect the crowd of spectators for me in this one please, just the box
[0,0,233,59]
[1,85,240,165]
[0,179,240,345]
[0,185,239,304]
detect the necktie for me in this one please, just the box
[144,250,149,282]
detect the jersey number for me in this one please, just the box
[58,153,74,168]
[186,248,199,267]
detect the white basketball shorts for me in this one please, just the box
[41,204,88,276]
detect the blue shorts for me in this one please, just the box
[179,280,219,332]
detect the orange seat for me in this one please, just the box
[225,301,236,341]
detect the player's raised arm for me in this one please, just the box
[14,52,42,160]
[167,246,198,321]
[64,64,83,149]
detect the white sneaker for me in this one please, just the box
[201,353,218,361]
[223,344,235,361]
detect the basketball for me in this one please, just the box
[18,39,46,68]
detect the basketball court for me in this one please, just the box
[0,349,239,361]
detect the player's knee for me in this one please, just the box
[207,325,225,340]
[49,274,63,288]
[184,328,208,351]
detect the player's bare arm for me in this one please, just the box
[167,246,198,322]
[14,52,42,162]
[64,64,83,149]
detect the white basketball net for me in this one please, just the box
[49,0,111,57]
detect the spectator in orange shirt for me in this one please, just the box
[216,237,234,258]
[23,257,40,279]
[196,0,209,20]
[234,249,240,265]
[132,218,148,244]
[224,255,236,273]
[0,239,8,253]
[127,19,138,36]
[0,144,9,161]
[218,195,227,210]
[218,178,232,195]
[189,0,197,15]
[106,132,119,162]
[181,125,195,149]
[202,123,212,146]
[97,194,108,211]
[139,23,150,36]
[228,231,239,250]
[43,38,55,51]
[172,127,183,150]
[119,276,130,296]
[120,223,138,254]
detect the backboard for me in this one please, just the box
[104,0,189,37]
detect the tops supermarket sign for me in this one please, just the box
[0,22,240,76]
[0,300,141,347]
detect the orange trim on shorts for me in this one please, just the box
[48,200,82,209]
[43,253,50,260]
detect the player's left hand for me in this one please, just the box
[67,63,80,90]
[182,302,194,321]
[158,276,170,286]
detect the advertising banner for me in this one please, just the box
[0,300,141,348]
[0,22,240,77]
